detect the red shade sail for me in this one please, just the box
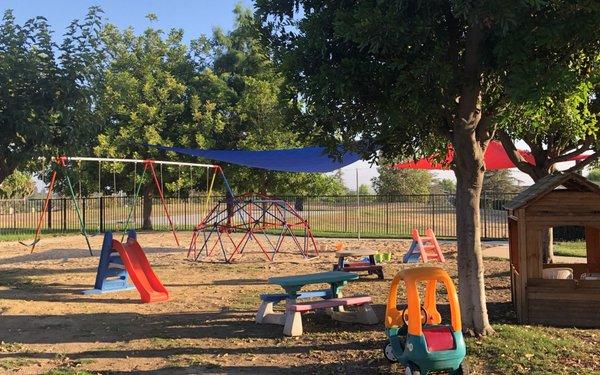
[392,140,588,170]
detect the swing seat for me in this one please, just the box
[19,238,41,247]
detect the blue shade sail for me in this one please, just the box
[151,145,362,173]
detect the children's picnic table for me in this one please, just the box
[259,271,378,336]
[268,270,358,298]
[333,248,384,279]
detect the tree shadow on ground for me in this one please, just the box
[0,306,387,346]
[105,360,394,375]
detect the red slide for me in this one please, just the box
[112,238,169,303]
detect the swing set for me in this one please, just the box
[21,156,220,254]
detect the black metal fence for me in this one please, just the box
[0,193,518,240]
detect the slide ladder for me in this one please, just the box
[403,228,445,263]
[83,231,135,295]
[84,231,169,303]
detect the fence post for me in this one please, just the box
[385,196,389,235]
[82,198,86,229]
[62,198,67,231]
[307,197,311,230]
[184,197,187,228]
[99,196,105,233]
[483,191,488,239]
[344,197,348,233]
[431,194,436,230]
[12,202,16,231]
[47,198,52,229]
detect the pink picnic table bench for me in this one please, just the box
[256,271,378,336]
[333,249,384,279]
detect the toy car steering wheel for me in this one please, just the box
[401,306,429,326]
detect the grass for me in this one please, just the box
[0,229,85,242]
[554,241,587,257]
[0,358,36,370]
[0,227,464,243]
[0,270,42,289]
[0,199,511,242]
[468,324,599,374]
[0,341,24,352]
[44,369,95,375]
[147,337,183,349]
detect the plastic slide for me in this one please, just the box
[112,238,169,303]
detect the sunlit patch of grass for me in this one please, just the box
[148,336,183,349]
[0,358,35,369]
[166,354,205,367]
[554,241,587,257]
[467,324,595,375]
[44,369,96,375]
[0,341,25,352]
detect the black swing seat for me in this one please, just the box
[19,238,41,247]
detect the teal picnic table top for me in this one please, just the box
[268,271,358,297]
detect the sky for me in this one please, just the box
[0,0,254,43]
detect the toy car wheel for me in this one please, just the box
[404,363,421,375]
[454,361,469,374]
[383,343,397,363]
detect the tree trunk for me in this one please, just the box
[541,228,554,264]
[142,184,153,230]
[0,159,16,186]
[452,23,494,336]
[454,133,495,336]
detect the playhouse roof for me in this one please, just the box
[505,172,600,211]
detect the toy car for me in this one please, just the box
[383,267,468,374]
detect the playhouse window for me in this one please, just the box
[541,225,600,281]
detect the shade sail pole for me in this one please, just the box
[356,168,360,241]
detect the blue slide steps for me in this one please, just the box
[83,231,136,294]
[403,241,421,263]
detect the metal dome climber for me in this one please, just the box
[188,192,319,263]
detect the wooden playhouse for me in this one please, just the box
[505,172,600,327]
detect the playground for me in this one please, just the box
[1,2,600,374]
[0,232,598,374]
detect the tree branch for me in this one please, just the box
[565,151,599,173]
[497,130,538,177]
[550,136,595,164]
[477,115,496,151]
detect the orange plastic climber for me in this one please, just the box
[403,228,445,263]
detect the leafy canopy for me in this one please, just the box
[256,0,600,162]
[371,168,431,198]
[0,8,105,184]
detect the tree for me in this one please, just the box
[0,8,105,186]
[256,0,600,334]
[0,11,59,184]
[55,7,106,157]
[96,6,348,229]
[496,62,599,262]
[0,170,35,199]
[588,167,600,182]
[96,20,202,229]
[482,170,519,194]
[372,168,431,201]
[432,178,456,195]
[189,5,349,197]
[358,184,372,195]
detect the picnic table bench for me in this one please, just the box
[256,271,378,336]
[333,249,384,279]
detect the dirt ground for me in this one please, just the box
[0,232,580,374]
